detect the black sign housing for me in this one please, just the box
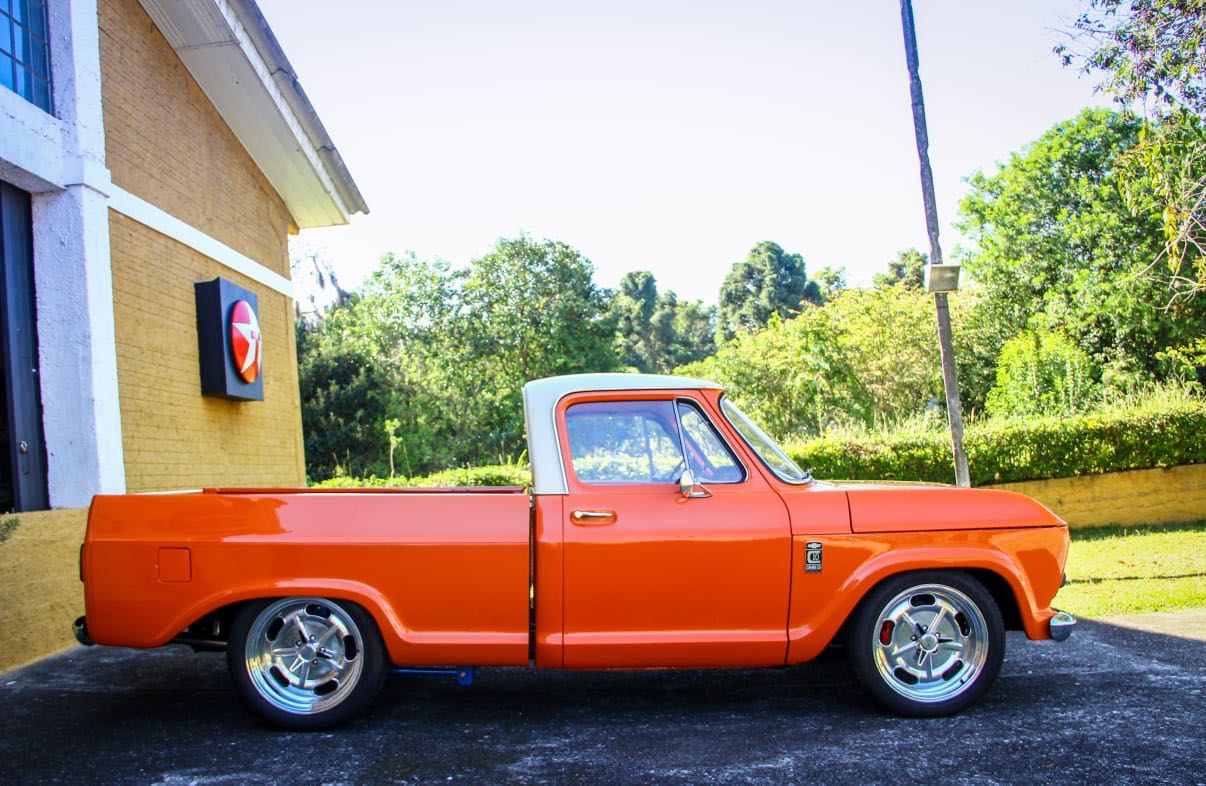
[195,277,264,401]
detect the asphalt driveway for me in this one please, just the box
[1,616,1203,785]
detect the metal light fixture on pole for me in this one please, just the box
[899,0,971,487]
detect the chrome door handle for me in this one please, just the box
[571,509,617,525]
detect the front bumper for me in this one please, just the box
[1049,610,1076,642]
[73,616,94,646]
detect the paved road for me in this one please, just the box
[1,618,1203,785]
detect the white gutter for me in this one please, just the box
[138,0,368,228]
[227,0,369,218]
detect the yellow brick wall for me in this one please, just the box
[98,0,294,276]
[0,508,88,674]
[988,463,1206,529]
[110,212,305,490]
[94,0,307,490]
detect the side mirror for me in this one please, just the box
[678,468,712,499]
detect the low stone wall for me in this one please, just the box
[0,508,88,673]
[988,463,1206,529]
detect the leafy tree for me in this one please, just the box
[296,237,620,480]
[612,271,661,372]
[314,253,475,474]
[680,311,869,439]
[986,328,1100,418]
[611,271,715,372]
[873,248,927,290]
[296,321,392,480]
[459,236,619,458]
[956,108,1206,383]
[825,287,942,421]
[716,241,822,342]
[803,286,995,424]
[1058,0,1206,299]
[810,266,847,302]
[662,296,716,368]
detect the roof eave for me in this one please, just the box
[138,0,369,229]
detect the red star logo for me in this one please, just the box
[229,299,262,383]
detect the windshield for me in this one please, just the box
[720,396,812,484]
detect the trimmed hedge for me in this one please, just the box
[785,400,1206,486]
[314,464,530,489]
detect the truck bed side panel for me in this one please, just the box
[84,491,531,666]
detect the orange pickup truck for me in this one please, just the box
[77,373,1074,728]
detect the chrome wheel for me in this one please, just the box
[871,583,990,704]
[242,597,366,716]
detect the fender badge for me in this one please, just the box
[805,541,823,573]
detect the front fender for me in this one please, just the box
[786,527,1067,662]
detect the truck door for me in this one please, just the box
[557,392,792,668]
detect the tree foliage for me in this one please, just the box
[679,277,999,440]
[957,108,1206,383]
[985,328,1100,419]
[296,322,390,480]
[680,310,867,439]
[297,237,618,479]
[459,237,619,457]
[810,266,848,302]
[611,271,715,373]
[873,248,926,290]
[827,287,942,420]
[295,104,1206,484]
[1059,0,1206,116]
[1058,0,1206,298]
[716,241,821,342]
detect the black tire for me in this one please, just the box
[845,571,1004,717]
[227,597,388,730]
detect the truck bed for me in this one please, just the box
[202,486,527,494]
[83,488,532,666]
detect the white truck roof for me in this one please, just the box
[522,373,723,495]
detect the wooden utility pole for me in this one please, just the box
[899,0,971,487]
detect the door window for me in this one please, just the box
[676,400,744,484]
[565,399,744,485]
[566,400,682,483]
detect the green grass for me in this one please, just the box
[1055,521,1206,618]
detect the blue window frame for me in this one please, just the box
[0,0,52,113]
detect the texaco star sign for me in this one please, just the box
[229,299,262,383]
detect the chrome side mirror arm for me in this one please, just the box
[678,469,712,499]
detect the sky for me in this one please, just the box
[258,1,1109,305]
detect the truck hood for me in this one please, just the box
[832,480,1065,534]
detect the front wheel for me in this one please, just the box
[227,597,388,730]
[846,571,1004,717]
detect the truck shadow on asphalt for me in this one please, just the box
[0,621,1202,784]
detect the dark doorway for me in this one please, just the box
[0,181,48,512]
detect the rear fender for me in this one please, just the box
[92,578,410,663]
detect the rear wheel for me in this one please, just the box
[227,597,387,730]
[846,571,1004,717]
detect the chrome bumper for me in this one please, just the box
[1049,610,1076,642]
[73,616,94,646]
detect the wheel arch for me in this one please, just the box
[148,580,408,659]
[963,568,1024,632]
[829,565,1020,649]
[790,545,1045,663]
